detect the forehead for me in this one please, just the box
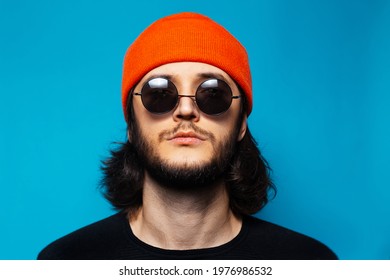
[137,62,237,87]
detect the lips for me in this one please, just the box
[167,131,207,145]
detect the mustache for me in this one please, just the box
[159,122,215,143]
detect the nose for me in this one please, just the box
[172,94,200,121]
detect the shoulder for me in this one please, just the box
[37,212,128,260]
[241,215,338,260]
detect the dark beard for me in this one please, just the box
[132,122,239,192]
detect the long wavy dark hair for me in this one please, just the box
[100,89,276,216]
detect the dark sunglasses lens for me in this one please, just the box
[141,78,177,113]
[196,79,233,115]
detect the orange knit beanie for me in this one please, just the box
[122,12,252,117]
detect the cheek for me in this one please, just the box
[203,114,240,139]
[136,118,171,145]
[132,100,168,138]
[137,123,159,143]
[132,98,148,120]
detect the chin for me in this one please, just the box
[159,148,210,162]
[166,158,211,169]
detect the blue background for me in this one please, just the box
[1,0,389,260]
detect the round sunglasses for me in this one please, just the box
[133,77,241,115]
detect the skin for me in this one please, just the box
[129,62,247,250]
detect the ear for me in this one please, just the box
[237,115,247,142]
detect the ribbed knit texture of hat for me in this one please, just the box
[122,12,252,118]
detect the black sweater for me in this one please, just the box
[38,212,337,260]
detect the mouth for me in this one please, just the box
[167,131,207,145]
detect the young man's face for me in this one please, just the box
[131,62,247,188]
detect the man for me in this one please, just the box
[38,12,337,259]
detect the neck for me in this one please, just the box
[129,172,242,250]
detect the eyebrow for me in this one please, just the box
[146,71,228,79]
[144,74,173,81]
[139,72,232,87]
[196,72,228,81]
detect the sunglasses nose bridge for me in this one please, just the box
[177,94,196,99]
[176,94,198,106]
[173,94,200,117]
